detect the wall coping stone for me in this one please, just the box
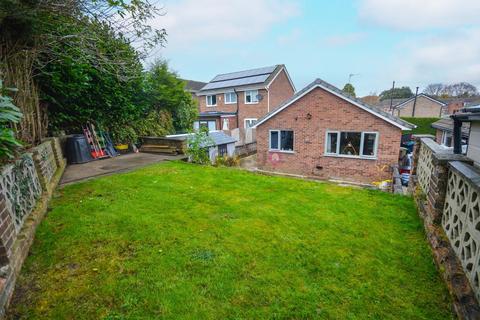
[449,161,480,189]
[420,137,473,164]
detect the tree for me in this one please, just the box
[379,86,413,101]
[144,60,198,133]
[423,82,478,97]
[0,0,166,144]
[423,83,445,96]
[342,83,356,97]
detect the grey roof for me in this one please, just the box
[199,111,236,117]
[183,80,207,92]
[255,78,415,130]
[166,131,237,147]
[203,131,237,147]
[431,118,470,137]
[371,98,410,109]
[199,65,280,92]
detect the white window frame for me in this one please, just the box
[441,131,453,147]
[224,92,237,104]
[324,130,379,159]
[269,129,294,153]
[245,90,259,104]
[244,118,258,129]
[206,95,217,107]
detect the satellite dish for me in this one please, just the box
[257,94,264,101]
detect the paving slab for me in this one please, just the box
[60,152,186,185]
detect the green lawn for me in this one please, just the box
[401,117,440,136]
[9,162,452,319]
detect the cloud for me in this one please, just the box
[324,32,366,46]
[277,28,302,45]
[154,0,300,50]
[391,28,480,88]
[359,0,480,30]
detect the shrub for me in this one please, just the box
[186,129,214,165]
[214,155,240,167]
[0,80,23,159]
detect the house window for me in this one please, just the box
[245,90,259,104]
[244,118,257,129]
[269,130,294,152]
[194,120,216,132]
[218,144,228,157]
[325,131,378,158]
[441,131,453,147]
[206,95,217,107]
[224,92,237,104]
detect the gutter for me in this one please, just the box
[234,88,239,129]
[265,86,270,112]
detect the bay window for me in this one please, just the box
[325,131,378,158]
[269,130,294,152]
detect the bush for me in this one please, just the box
[0,80,23,159]
[214,155,240,167]
[185,129,214,165]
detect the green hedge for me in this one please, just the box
[401,117,440,135]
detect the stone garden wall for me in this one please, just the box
[0,137,65,316]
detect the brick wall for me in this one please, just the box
[447,101,464,115]
[396,96,443,117]
[256,87,403,184]
[0,137,66,316]
[267,69,295,111]
[436,129,443,144]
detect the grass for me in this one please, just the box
[401,117,440,135]
[9,162,452,319]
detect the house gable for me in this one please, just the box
[255,79,414,130]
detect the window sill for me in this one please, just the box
[269,150,295,154]
[206,105,217,108]
[224,102,236,105]
[323,154,377,160]
[245,102,259,105]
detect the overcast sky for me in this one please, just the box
[150,0,480,96]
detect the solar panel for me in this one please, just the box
[201,74,270,91]
[211,65,277,82]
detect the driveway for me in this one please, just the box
[60,152,186,185]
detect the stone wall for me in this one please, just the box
[0,137,65,316]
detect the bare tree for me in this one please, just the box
[423,82,478,97]
[423,83,445,96]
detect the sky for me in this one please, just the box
[149,0,480,96]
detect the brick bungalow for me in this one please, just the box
[194,65,295,131]
[254,78,415,184]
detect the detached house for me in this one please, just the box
[193,65,295,132]
[254,78,415,184]
[392,94,446,118]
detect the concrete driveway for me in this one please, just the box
[60,152,186,185]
